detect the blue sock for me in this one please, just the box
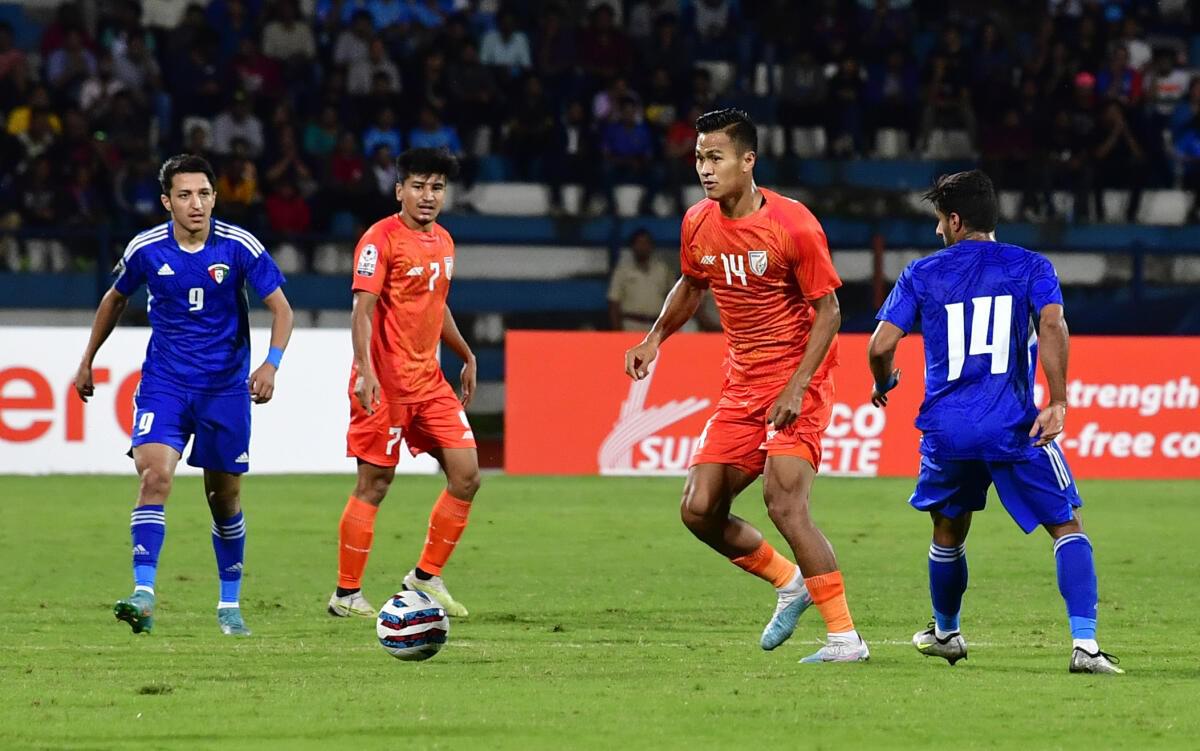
[130,505,166,593]
[212,511,246,607]
[928,542,968,633]
[1054,533,1098,640]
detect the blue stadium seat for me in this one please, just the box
[0,4,41,51]
[442,346,504,382]
[328,211,358,239]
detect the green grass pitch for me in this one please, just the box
[2,475,1197,750]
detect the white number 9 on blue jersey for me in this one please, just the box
[189,287,204,312]
[945,295,1012,381]
[136,412,155,437]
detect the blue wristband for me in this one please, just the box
[265,346,284,369]
[875,373,898,393]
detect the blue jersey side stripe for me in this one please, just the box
[214,222,265,255]
[123,226,169,261]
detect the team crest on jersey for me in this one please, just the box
[207,263,230,283]
[444,257,454,280]
[748,250,769,276]
[356,244,378,277]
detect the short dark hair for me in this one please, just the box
[395,147,460,183]
[695,108,757,154]
[922,170,997,232]
[158,153,216,194]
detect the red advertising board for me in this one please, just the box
[505,332,1200,479]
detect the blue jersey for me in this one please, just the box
[876,240,1063,461]
[114,219,285,394]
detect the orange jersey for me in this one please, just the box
[351,214,455,403]
[680,188,842,410]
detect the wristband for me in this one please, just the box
[875,373,898,394]
[265,346,284,369]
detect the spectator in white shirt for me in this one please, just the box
[628,0,680,39]
[263,0,316,63]
[113,34,161,94]
[348,38,400,95]
[333,11,374,67]
[479,10,531,77]
[1119,16,1151,71]
[79,52,126,116]
[212,93,265,158]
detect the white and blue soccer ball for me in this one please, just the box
[376,589,449,661]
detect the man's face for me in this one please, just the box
[695,130,753,201]
[632,234,654,262]
[396,172,447,227]
[934,209,963,247]
[161,172,216,233]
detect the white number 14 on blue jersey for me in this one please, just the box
[945,295,1012,381]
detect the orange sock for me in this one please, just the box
[416,490,472,576]
[730,540,798,588]
[804,570,856,633]
[337,496,378,589]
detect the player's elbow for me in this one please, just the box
[813,293,841,327]
[867,333,892,364]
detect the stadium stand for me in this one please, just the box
[3,0,1200,457]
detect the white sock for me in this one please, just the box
[133,585,154,595]
[934,626,956,640]
[828,629,859,644]
[776,566,804,593]
[1073,638,1099,654]
[217,601,240,610]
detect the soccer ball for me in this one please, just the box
[376,589,449,661]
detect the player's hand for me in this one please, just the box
[1029,401,1067,447]
[249,363,276,404]
[624,340,659,380]
[74,362,94,403]
[354,370,382,415]
[768,382,805,431]
[459,357,477,408]
[871,369,901,408]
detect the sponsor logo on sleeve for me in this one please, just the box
[356,244,379,277]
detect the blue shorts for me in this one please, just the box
[131,380,251,474]
[909,443,1083,533]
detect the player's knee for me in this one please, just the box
[138,466,173,501]
[448,470,481,501]
[679,491,722,533]
[763,487,811,525]
[354,469,394,503]
[207,488,240,514]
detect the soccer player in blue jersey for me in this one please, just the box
[867,170,1122,674]
[73,154,294,637]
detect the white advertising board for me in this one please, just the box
[0,327,438,475]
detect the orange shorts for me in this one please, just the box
[346,381,476,467]
[689,394,825,477]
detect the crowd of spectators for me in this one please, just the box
[2,0,1200,258]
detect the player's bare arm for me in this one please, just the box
[249,288,294,405]
[74,287,130,402]
[1031,302,1069,447]
[351,289,382,414]
[441,305,476,407]
[867,321,905,408]
[768,291,841,429]
[624,274,708,380]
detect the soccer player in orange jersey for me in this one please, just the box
[327,147,480,619]
[624,109,868,662]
